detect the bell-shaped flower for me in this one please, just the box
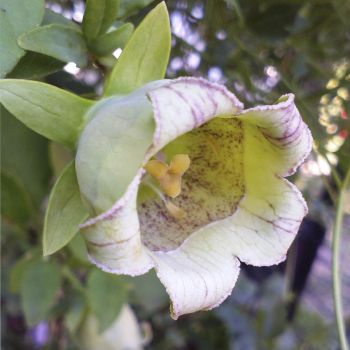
[75,77,312,319]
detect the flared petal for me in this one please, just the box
[80,170,154,275]
[237,94,312,176]
[152,235,240,319]
[149,93,311,317]
[76,78,244,276]
[148,77,244,153]
[225,94,311,264]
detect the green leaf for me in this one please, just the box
[7,52,64,79]
[43,161,89,256]
[99,0,120,35]
[42,8,81,31]
[68,234,89,263]
[65,293,86,334]
[20,260,62,326]
[0,79,94,148]
[90,23,134,56]
[87,269,128,331]
[9,253,39,293]
[1,171,33,226]
[49,142,74,177]
[1,106,51,207]
[0,0,45,37]
[83,0,119,41]
[0,0,45,77]
[0,11,24,78]
[104,2,171,96]
[118,0,155,19]
[18,24,88,67]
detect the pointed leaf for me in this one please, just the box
[104,2,171,95]
[0,79,94,148]
[87,269,128,331]
[99,0,120,35]
[83,0,119,41]
[82,0,106,41]
[43,161,89,256]
[20,261,62,326]
[18,24,88,67]
[90,23,134,56]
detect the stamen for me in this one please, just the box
[161,173,182,198]
[144,154,191,198]
[165,201,186,219]
[144,160,168,181]
[143,178,186,220]
[169,154,190,175]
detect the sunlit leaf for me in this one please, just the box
[0,80,94,148]
[104,2,171,95]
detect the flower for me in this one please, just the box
[75,77,312,319]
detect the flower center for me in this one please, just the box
[144,154,190,219]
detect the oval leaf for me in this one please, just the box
[0,79,94,148]
[87,269,128,332]
[0,0,45,37]
[20,260,62,326]
[104,1,171,95]
[0,11,24,78]
[0,0,45,77]
[43,161,88,256]
[7,52,64,79]
[18,24,88,67]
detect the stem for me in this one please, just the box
[62,266,87,297]
[332,166,350,350]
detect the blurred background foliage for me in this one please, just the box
[1,0,349,349]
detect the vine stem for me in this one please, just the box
[332,166,350,350]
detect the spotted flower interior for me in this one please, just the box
[75,77,312,319]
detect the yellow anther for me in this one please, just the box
[144,160,168,181]
[145,154,190,198]
[165,201,186,219]
[161,173,182,198]
[169,154,190,175]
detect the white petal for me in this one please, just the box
[238,94,312,176]
[80,170,154,276]
[148,77,244,153]
[152,235,240,319]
